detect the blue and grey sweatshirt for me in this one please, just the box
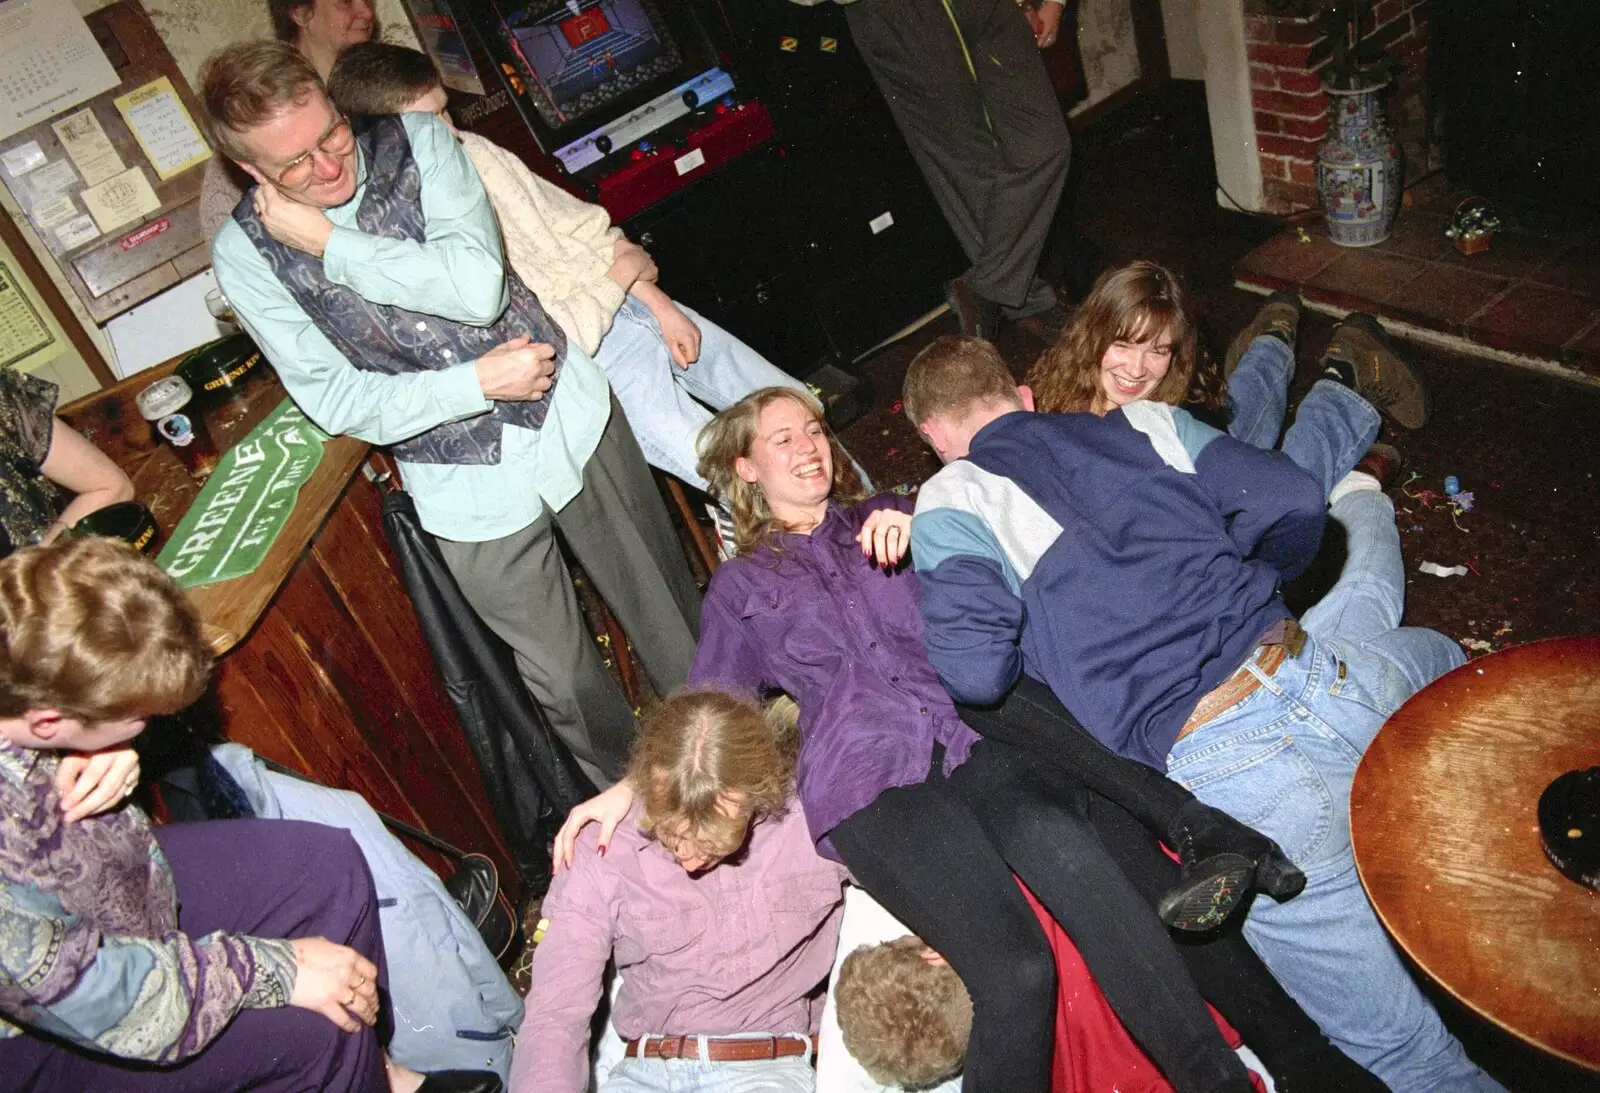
[911,402,1325,769]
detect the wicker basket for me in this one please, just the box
[1450,195,1497,255]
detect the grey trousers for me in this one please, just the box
[846,0,1071,314]
[436,396,701,789]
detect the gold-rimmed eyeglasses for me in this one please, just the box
[265,115,356,190]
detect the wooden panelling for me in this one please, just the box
[312,474,507,841]
[65,365,523,900]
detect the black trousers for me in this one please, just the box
[956,676,1384,1091]
[954,674,1191,834]
[830,738,1251,1093]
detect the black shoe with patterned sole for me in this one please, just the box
[1156,853,1257,931]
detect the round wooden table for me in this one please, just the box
[1351,636,1600,1071]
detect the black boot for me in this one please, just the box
[944,277,1003,341]
[1158,799,1307,930]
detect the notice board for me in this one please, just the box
[0,2,214,325]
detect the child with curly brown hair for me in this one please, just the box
[834,933,970,1089]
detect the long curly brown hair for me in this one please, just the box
[1027,260,1204,414]
[695,387,867,557]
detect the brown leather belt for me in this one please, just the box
[1174,620,1305,744]
[621,1033,818,1062]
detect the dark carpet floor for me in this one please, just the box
[833,80,1600,1092]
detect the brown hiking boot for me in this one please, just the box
[1224,291,1302,379]
[1353,441,1404,489]
[1322,313,1430,429]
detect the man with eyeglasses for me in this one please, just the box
[203,40,702,797]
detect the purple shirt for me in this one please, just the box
[689,495,979,856]
[512,801,847,1093]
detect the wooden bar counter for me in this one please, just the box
[62,357,519,900]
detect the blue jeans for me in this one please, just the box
[594,299,812,494]
[1167,489,1498,1093]
[602,1034,815,1092]
[1228,335,1379,496]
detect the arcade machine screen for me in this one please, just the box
[473,0,735,176]
[511,0,678,128]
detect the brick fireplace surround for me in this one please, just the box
[1245,0,1433,215]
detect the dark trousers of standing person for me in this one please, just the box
[437,395,703,789]
[846,0,1071,317]
[829,739,1254,1093]
[0,820,388,1092]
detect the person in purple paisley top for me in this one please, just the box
[0,536,497,1093]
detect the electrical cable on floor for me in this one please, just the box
[1216,180,1323,224]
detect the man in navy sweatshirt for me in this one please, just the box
[902,336,1500,1093]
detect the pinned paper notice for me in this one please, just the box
[53,107,124,185]
[26,158,77,196]
[31,193,78,229]
[115,77,211,180]
[81,166,159,234]
[0,140,46,177]
[54,213,100,249]
[0,260,54,368]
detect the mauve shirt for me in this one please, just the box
[512,802,846,1093]
[688,495,980,857]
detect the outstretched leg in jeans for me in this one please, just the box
[1168,487,1493,1092]
[1301,485,1466,702]
[1228,334,1381,497]
[1227,334,1295,451]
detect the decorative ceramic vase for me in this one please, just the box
[1316,85,1403,247]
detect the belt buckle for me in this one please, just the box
[657,1035,684,1060]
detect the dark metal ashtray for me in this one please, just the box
[1539,766,1600,891]
[74,500,160,555]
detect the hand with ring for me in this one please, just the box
[290,937,380,1032]
[55,745,142,823]
[855,508,913,569]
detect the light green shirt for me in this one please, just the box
[211,111,609,542]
